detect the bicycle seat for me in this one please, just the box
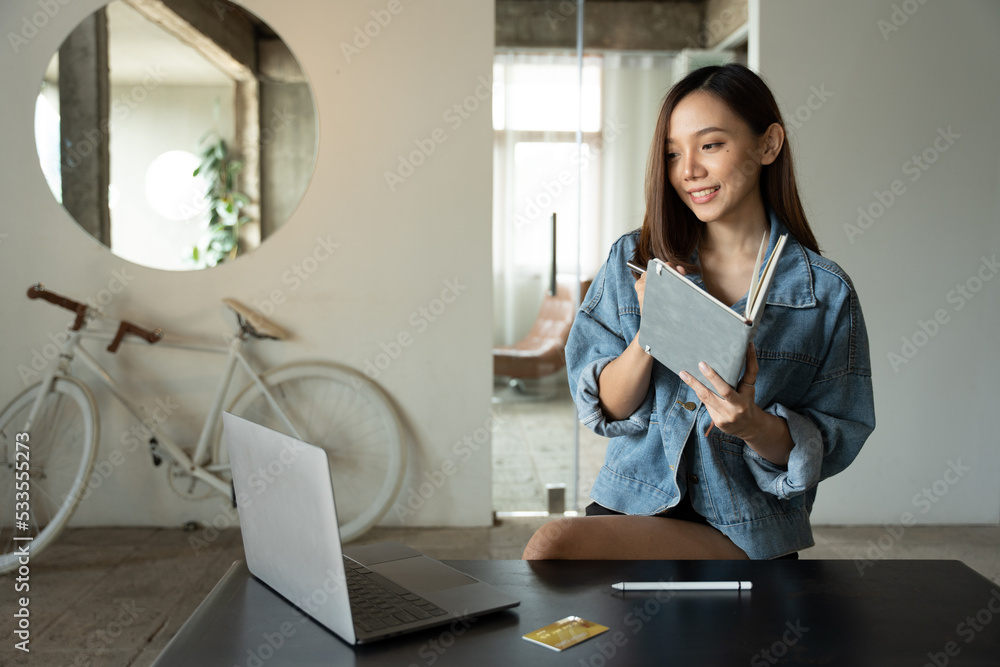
[222,298,290,340]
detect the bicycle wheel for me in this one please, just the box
[0,376,99,574]
[219,362,406,542]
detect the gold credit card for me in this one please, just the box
[522,616,610,652]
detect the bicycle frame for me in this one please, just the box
[26,317,305,498]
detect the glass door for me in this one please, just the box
[491,6,590,515]
[491,2,748,516]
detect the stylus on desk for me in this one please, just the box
[611,581,752,591]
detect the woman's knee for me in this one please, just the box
[522,518,581,560]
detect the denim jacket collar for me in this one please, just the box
[687,210,817,310]
[762,211,817,309]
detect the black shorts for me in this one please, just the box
[584,498,799,560]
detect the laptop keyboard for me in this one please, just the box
[344,556,448,633]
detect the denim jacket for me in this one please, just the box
[566,211,876,559]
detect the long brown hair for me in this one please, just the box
[633,64,819,275]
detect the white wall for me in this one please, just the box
[0,0,495,528]
[751,0,1000,524]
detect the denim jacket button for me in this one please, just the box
[676,400,696,411]
[690,474,700,484]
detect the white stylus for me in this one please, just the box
[611,581,752,591]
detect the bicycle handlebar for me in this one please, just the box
[27,283,164,350]
[107,320,163,353]
[27,283,89,331]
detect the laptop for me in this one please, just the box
[221,412,520,645]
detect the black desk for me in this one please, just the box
[153,559,1000,666]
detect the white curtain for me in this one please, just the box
[492,52,676,348]
[598,53,676,253]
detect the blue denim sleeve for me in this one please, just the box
[565,245,652,438]
[743,281,876,500]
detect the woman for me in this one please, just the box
[522,64,876,560]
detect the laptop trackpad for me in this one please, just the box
[371,556,477,595]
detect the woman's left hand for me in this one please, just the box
[679,342,761,440]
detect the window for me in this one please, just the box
[492,53,604,345]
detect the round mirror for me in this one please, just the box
[35,0,318,270]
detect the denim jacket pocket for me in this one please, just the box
[709,431,804,524]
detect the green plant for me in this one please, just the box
[189,132,250,267]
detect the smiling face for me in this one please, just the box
[666,91,781,229]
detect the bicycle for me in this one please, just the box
[0,284,406,574]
